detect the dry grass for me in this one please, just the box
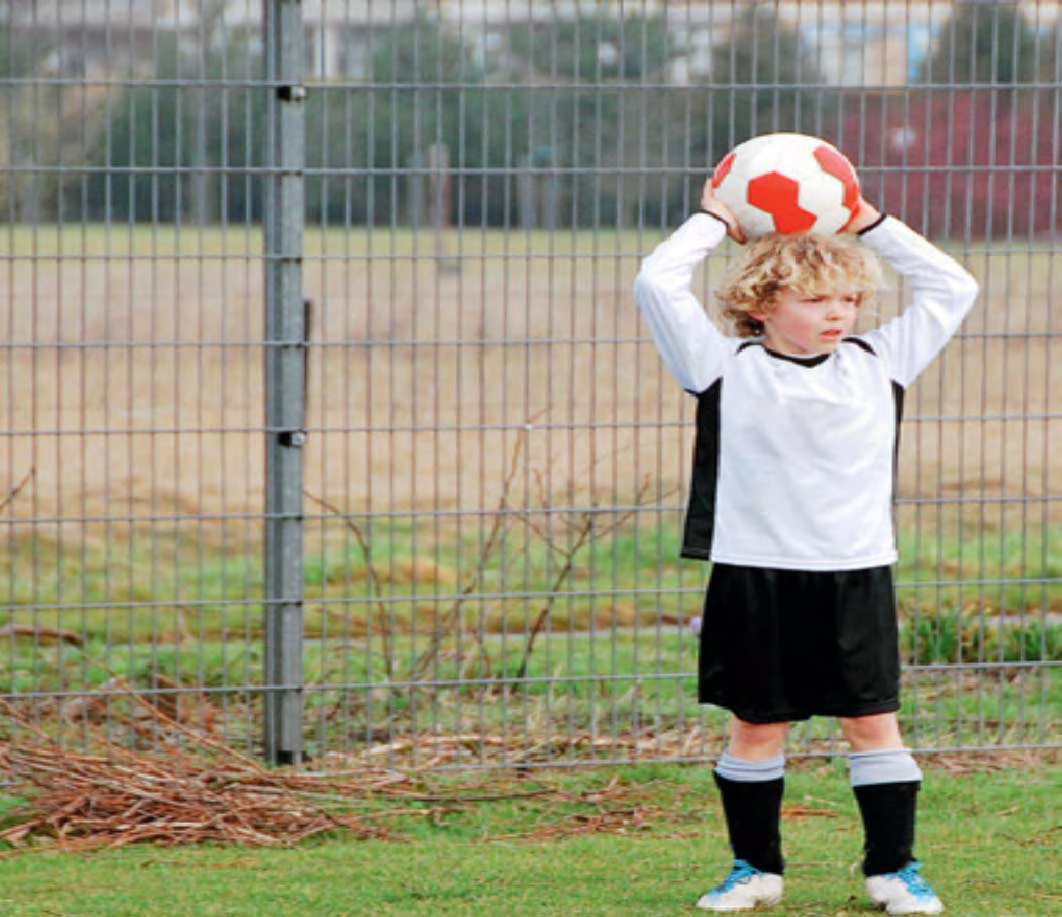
[1,225,1059,541]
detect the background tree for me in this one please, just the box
[916,0,1059,86]
[505,15,673,227]
[707,4,829,157]
[83,14,261,225]
[0,23,37,217]
[638,5,831,226]
[0,22,100,222]
[507,16,671,81]
[313,14,526,227]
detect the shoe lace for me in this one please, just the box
[714,859,761,894]
[895,862,936,899]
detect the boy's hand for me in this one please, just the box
[844,198,883,234]
[701,180,747,244]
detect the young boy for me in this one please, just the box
[633,180,979,915]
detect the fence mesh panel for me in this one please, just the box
[1,1,1059,768]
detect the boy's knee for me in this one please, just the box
[838,712,903,751]
[728,717,789,759]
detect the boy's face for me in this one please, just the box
[753,288,860,356]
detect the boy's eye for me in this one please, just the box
[802,294,858,306]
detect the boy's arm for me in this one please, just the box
[633,212,733,394]
[857,216,980,387]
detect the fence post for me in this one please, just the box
[263,0,306,765]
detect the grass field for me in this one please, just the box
[0,758,1059,916]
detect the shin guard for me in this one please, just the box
[713,771,785,875]
[853,780,920,876]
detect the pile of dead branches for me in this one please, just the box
[0,694,708,853]
[0,733,690,853]
[0,688,667,852]
[0,737,393,852]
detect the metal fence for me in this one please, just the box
[1,0,1059,769]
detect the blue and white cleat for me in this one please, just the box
[865,861,944,915]
[696,859,784,912]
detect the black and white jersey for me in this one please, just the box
[634,214,979,571]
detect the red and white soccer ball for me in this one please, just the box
[710,133,861,238]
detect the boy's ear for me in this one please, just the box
[750,294,775,324]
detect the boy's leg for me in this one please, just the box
[841,713,916,874]
[715,717,788,874]
[697,718,787,911]
[840,714,943,915]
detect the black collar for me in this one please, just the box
[737,340,830,368]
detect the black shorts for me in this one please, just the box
[698,563,901,724]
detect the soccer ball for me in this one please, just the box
[710,133,860,238]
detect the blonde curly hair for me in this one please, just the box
[715,232,882,338]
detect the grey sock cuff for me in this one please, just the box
[715,750,786,783]
[848,748,923,787]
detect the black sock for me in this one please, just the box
[713,771,785,875]
[853,780,920,876]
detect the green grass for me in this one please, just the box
[0,223,649,258]
[4,220,1058,258]
[3,522,1059,646]
[0,760,1058,916]
[3,625,1059,765]
[2,521,1059,756]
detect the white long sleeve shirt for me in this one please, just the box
[634,214,979,571]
